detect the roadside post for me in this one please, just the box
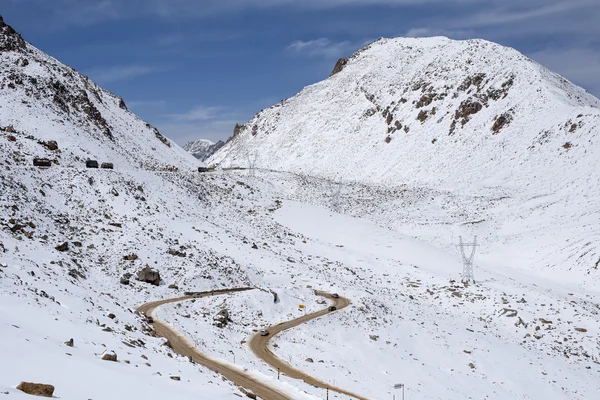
[326,387,329,400]
[278,368,280,380]
[393,383,405,400]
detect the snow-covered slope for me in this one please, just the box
[0,15,199,172]
[183,139,225,162]
[209,36,600,284]
[210,36,600,190]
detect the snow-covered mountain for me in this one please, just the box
[210,36,600,189]
[183,139,225,162]
[2,17,599,400]
[0,15,199,172]
[209,36,600,284]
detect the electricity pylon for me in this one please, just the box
[458,236,478,284]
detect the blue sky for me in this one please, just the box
[2,0,599,145]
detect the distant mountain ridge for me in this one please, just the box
[183,139,225,162]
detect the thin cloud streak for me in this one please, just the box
[87,65,162,84]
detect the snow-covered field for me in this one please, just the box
[2,165,599,399]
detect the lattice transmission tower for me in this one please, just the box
[458,236,478,284]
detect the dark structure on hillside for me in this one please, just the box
[86,160,99,168]
[101,162,114,169]
[33,158,52,167]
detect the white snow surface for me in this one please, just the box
[1,26,600,400]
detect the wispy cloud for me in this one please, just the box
[167,106,224,121]
[287,38,356,58]
[127,100,167,110]
[404,27,474,39]
[87,65,162,84]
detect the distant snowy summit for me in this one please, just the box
[209,36,600,191]
[183,139,225,162]
[0,15,198,171]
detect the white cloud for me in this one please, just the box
[167,106,224,122]
[126,100,167,110]
[404,27,474,39]
[286,38,355,58]
[87,65,162,84]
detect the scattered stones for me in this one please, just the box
[305,358,314,363]
[168,284,179,290]
[101,350,117,362]
[107,313,116,319]
[55,242,69,252]
[251,243,258,249]
[120,272,132,285]
[239,387,257,399]
[123,253,138,261]
[369,335,379,341]
[137,266,160,286]
[170,376,181,381]
[468,363,476,369]
[500,308,518,318]
[16,382,54,397]
[575,328,588,333]
[167,248,186,257]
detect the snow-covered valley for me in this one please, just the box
[2,166,599,399]
[2,14,600,400]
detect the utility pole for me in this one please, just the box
[393,383,405,400]
[326,387,329,400]
[277,368,280,380]
[458,236,478,284]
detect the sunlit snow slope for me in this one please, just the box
[210,36,600,284]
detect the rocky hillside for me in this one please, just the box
[210,37,600,190]
[183,139,225,162]
[209,37,600,283]
[0,15,198,171]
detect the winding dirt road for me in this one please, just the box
[249,291,369,400]
[138,288,295,400]
[138,288,368,400]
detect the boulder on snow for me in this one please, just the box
[16,382,55,397]
[101,350,117,362]
[55,242,69,252]
[305,358,314,363]
[137,267,160,286]
[64,338,74,347]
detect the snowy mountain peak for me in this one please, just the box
[210,36,600,190]
[183,139,225,162]
[0,15,26,52]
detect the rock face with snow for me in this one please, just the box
[210,37,600,191]
[183,139,225,162]
[0,15,198,172]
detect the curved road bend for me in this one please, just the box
[138,288,294,400]
[249,291,370,400]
